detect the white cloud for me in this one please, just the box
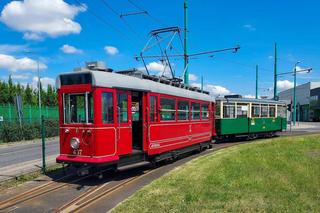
[189,73,198,81]
[191,82,231,97]
[32,76,55,89]
[60,44,82,54]
[243,24,256,31]
[0,0,86,40]
[277,80,293,91]
[11,73,31,80]
[138,61,171,76]
[0,44,28,54]
[268,55,274,60]
[244,94,256,99]
[0,54,47,72]
[104,46,119,55]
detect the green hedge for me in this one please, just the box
[0,120,59,142]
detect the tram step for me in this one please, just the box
[118,161,150,171]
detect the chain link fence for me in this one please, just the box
[0,105,59,143]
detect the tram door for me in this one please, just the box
[116,90,132,155]
[131,91,144,151]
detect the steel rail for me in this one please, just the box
[57,169,157,213]
[0,168,111,211]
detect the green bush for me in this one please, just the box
[45,120,59,138]
[0,119,59,142]
[0,122,23,142]
[22,123,40,140]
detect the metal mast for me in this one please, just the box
[255,65,258,99]
[183,0,189,85]
[273,42,277,100]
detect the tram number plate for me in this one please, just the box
[73,149,83,155]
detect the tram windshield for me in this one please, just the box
[63,93,94,123]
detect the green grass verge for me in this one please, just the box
[0,164,63,191]
[112,135,320,213]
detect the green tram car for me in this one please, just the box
[215,97,287,140]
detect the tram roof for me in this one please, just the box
[215,97,287,105]
[56,70,213,102]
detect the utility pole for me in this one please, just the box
[292,61,300,126]
[255,65,258,99]
[183,0,189,85]
[201,76,203,92]
[37,60,42,123]
[273,42,278,100]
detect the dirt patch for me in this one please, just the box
[307,150,320,158]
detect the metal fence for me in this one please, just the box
[0,104,58,123]
[0,105,59,142]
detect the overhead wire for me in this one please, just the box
[99,0,145,42]
[73,0,140,47]
[127,0,168,27]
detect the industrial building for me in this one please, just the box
[279,82,320,121]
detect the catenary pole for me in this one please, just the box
[183,0,189,85]
[255,65,258,99]
[273,42,277,100]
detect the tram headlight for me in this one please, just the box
[70,137,80,150]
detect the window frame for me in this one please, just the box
[191,101,201,120]
[159,96,177,122]
[63,92,94,124]
[149,95,158,123]
[261,104,269,118]
[236,103,249,118]
[177,99,189,121]
[223,102,236,119]
[117,91,129,124]
[101,91,114,124]
[251,104,260,118]
[201,102,210,120]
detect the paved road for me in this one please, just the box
[0,139,59,181]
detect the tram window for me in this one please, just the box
[178,100,189,120]
[102,92,114,123]
[269,105,276,117]
[117,93,128,123]
[223,104,235,118]
[236,104,248,118]
[191,102,201,120]
[261,105,268,117]
[252,105,260,117]
[202,104,209,119]
[160,98,176,121]
[150,96,157,122]
[64,93,94,123]
[215,102,221,118]
[278,106,287,118]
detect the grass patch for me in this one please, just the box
[112,135,320,213]
[0,164,63,191]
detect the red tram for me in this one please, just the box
[56,62,215,169]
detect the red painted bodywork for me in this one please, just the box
[56,84,215,165]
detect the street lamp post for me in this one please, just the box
[25,51,42,123]
[292,61,300,126]
[276,63,312,126]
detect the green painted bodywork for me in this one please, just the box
[216,117,287,136]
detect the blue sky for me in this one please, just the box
[0,0,319,97]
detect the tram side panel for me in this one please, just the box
[147,95,212,155]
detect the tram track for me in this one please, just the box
[0,170,106,211]
[57,168,156,213]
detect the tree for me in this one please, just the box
[24,84,33,105]
[8,75,15,104]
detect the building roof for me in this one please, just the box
[56,70,213,102]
